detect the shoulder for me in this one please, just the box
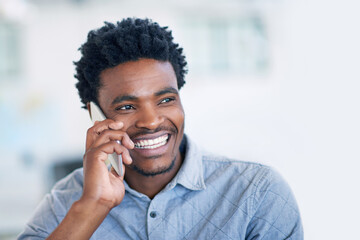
[202,151,273,189]
[201,151,299,214]
[50,168,84,207]
[201,153,303,238]
[18,168,85,239]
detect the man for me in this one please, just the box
[19,18,303,239]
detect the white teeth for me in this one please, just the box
[134,135,168,149]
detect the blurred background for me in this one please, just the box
[0,0,359,239]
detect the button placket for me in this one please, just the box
[147,197,166,239]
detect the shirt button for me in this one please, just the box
[150,211,157,218]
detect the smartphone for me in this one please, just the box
[89,101,123,176]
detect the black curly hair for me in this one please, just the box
[74,18,188,109]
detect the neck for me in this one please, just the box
[124,151,183,199]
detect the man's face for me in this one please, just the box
[97,59,185,177]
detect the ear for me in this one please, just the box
[87,102,92,119]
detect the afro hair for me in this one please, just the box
[74,18,188,109]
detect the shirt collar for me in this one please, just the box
[165,135,206,191]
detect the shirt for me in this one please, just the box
[18,135,303,239]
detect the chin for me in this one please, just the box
[129,156,176,177]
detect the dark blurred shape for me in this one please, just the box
[52,157,83,183]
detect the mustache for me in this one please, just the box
[129,126,177,139]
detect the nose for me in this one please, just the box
[135,105,164,130]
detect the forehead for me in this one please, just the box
[98,59,178,99]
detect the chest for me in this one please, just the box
[91,186,252,240]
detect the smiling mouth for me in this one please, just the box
[134,134,169,149]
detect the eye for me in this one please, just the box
[115,105,134,111]
[160,97,175,104]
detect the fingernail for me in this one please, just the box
[109,121,123,129]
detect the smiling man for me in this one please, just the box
[96,58,185,198]
[19,18,303,239]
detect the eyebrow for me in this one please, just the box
[111,87,179,105]
[111,95,138,105]
[155,87,179,97]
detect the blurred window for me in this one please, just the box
[0,21,22,81]
[183,16,269,75]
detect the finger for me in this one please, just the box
[91,129,134,150]
[111,143,132,165]
[93,119,124,135]
[109,121,125,130]
[115,145,133,165]
[90,141,132,165]
[86,119,124,150]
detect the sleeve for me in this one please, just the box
[17,169,83,239]
[17,194,63,240]
[245,167,304,240]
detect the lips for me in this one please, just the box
[129,126,177,159]
[134,134,169,149]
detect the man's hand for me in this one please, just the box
[47,119,134,240]
[81,119,134,209]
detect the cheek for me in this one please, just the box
[169,107,185,132]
